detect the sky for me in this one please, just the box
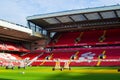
[0,0,120,26]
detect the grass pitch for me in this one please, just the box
[0,66,120,80]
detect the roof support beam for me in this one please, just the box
[98,12,103,19]
[46,18,120,31]
[54,17,62,23]
[27,21,31,29]
[68,16,75,22]
[82,14,89,20]
[114,10,119,18]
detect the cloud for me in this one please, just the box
[0,0,120,26]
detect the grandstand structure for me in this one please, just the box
[0,5,120,67]
[0,19,45,66]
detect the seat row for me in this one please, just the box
[48,29,120,47]
[0,41,29,52]
[23,47,120,66]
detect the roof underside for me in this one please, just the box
[0,26,41,42]
[27,5,120,32]
[0,20,42,42]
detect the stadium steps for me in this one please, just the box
[70,51,79,60]
[40,53,53,65]
[99,30,106,42]
[27,52,44,66]
[75,32,84,44]
[96,50,106,66]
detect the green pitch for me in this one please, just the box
[0,66,120,80]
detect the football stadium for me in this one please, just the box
[0,5,120,80]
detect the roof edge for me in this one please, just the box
[27,5,120,20]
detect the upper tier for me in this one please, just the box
[0,41,29,52]
[48,29,120,47]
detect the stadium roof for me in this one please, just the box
[0,19,42,42]
[27,5,120,32]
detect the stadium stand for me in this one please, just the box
[48,29,120,47]
[0,52,22,66]
[0,19,42,67]
[26,5,120,67]
[0,41,29,52]
[0,5,120,67]
[24,46,120,66]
